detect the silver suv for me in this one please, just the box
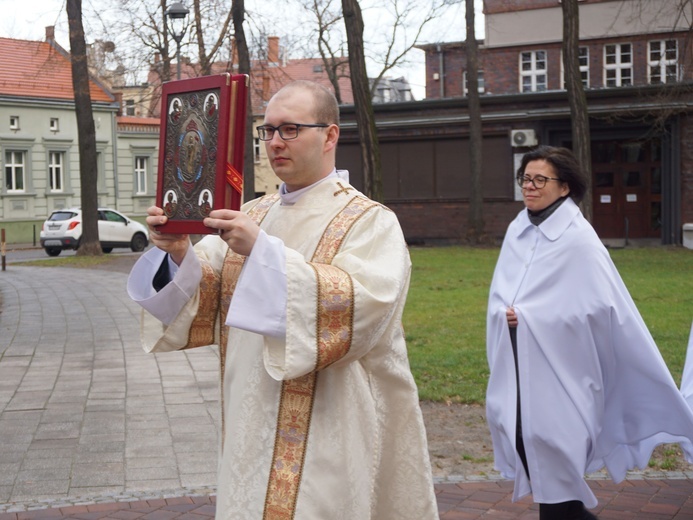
[40,208,149,256]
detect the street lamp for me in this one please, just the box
[165,2,189,80]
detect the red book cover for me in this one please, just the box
[155,73,248,234]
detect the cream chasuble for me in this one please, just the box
[136,178,437,520]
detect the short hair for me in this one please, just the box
[517,145,588,203]
[275,80,340,126]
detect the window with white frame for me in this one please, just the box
[135,156,147,194]
[48,151,64,192]
[520,50,547,92]
[254,137,261,163]
[125,99,136,116]
[463,70,485,96]
[5,150,25,192]
[562,47,589,88]
[50,118,59,132]
[649,40,678,84]
[9,116,20,130]
[604,43,632,87]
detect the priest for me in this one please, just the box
[128,80,437,519]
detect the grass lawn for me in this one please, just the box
[405,246,693,404]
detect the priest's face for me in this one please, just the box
[263,88,336,192]
[521,159,570,212]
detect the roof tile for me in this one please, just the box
[0,36,113,103]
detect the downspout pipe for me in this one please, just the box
[437,44,445,98]
[111,111,120,210]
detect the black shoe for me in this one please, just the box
[540,501,599,520]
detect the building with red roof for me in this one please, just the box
[0,28,160,244]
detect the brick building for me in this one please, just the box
[339,0,693,245]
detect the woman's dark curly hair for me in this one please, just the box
[517,145,588,203]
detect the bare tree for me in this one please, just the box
[89,0,234,114]
[191,0,234,76]
[466,0,484,243]
[299,0,447,100]
[364,0,447,98]
[562,0,593,221]
[342,0,383,201]
[67,0,102,256]
[299,0,350,103]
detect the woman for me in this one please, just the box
[486,145,693,520]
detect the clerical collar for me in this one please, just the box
[279,169,349,205]
[527,196,568,226]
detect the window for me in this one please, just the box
[135,156,147,194]
[125,99,136,116]
[463,70,485,96]
[9,116,20,130]
[49,151,64,192]
[50,118,59,132]
[604,43,632,87]
[649,40,678,84]
[377,87,392,102]
[5,150,25,192]
[254,137,261,164]
[562,47,589,88]
[520,51,547,92]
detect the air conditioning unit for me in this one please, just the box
[511,129,537,147]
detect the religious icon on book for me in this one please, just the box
[155,73,248,234]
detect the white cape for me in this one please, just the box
[486,197,693,508]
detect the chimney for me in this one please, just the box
[45,26,55,42]
[262,74,271,103]
[114,93,123,116]
[268,36,279,67]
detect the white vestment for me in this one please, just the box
[128,177,437,519]
[486,197,693,508]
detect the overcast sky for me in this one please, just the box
[0,0,478,100]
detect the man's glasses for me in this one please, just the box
[256,123,329,141]
[516,174,563,189]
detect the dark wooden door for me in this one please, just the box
[591,139,661,239]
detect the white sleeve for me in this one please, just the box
[225,229,287,338]
[127,243,202,325]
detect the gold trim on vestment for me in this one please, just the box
[262,195,377,519]
[186,264,221,348]
[311,263,354,370]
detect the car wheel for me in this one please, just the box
[45,247,61,257]
[102,247,113,254]
[130,232,148,252]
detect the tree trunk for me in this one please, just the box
[193,0,210,75]
[562,0,593,221]
[232,0,256,202]
[67,0,102,256]
[466,0,484,243]
[341,0,383,202]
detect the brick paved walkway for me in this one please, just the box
[2,478,693,519]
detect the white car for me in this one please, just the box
[40,208,149,257]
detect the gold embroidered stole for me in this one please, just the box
[262,195,378,520]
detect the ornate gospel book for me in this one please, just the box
[155,73,248,234]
